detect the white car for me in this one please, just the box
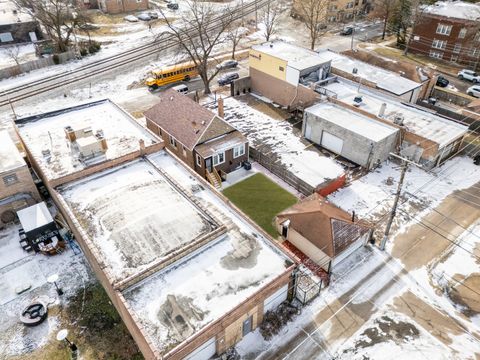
[467,85,480,98]
[124,15,138,22]
[458,69,480,82]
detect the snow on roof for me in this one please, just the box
[123,221,289,354]
[252,41,329,71]
[0,0,34,25]
[0,130,24,173]
[317,50,422,96]
[305,102,399,142]
[217,97,344,187]
[15,99,159,181]
[16,202,53,233]
[322,80,468,147]
[58,158,213,283]
[422,1,480,21]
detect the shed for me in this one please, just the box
[303,102,400,168]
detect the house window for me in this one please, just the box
[182,146,187,157]
[458,28,467,39]
[169,135,177,148]
[475,32,480,42]
[233,144,245,158]
[346,2,354,8]
[436,23,452,36]
[471,48,480,58]
[429,50,443,59]
[196,154,202,167]
[242,316,253,337]
[431,39,447,50]
[212,152,225,166]
[450,55,458,62]
[279,66,284,71]
[3,173,18,186]
[453,43,461,54]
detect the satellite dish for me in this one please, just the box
[56,329,68,341]
[47,274,59,283]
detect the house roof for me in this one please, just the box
[277,194,371,258]
[195,131,247,158]
[145,89,233,150]
[422,1,480,21]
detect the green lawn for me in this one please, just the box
[223,173,298,237]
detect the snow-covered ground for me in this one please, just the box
[214,95,345,188]
[0,44,37,69]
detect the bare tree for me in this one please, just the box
[159,1,236,94]
[226,22,246,59]
[13,0,88,53]
[295,0,329,50]
[261,0,281,42]
[5,45,21,66]
[403,0,426,55]
[369,0,397,40]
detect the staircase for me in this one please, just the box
[206,168,222,189]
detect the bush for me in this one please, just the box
[88,42,101,54]
[259,303,300,340]
[80,48,88,57]
[52,54,60,65]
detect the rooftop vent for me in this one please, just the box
[393,114,404,126]
[270,43,273,48]
[352,68,358,74]
[353,95,363,107]
[378,103,387,117]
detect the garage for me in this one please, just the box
[185,336,216,360]
[321,131,344,154]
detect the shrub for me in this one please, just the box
[80,48,88,57]
[52,54,60,64]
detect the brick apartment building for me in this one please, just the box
[409,1,480,69]
[98,0,149,14]
[292,0,370,23]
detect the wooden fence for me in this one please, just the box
[0,51,76,80]
[249,146,315,196]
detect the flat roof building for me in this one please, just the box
[320,79,468,167]
[303,102,400,168]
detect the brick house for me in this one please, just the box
[98,0,149,14]
[145,89,249,188]
[409,1,480,69]
[0,131,41,226]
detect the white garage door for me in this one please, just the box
[185,337,216,360]
[321,131,343,154]
[331,237,365,268]
[264,284,288,313]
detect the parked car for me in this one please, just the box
[216,59,238,70]
[458,69,480,82]
[167,2,179,9]
[149,11,159,19]
[171,84,188,94]
[137,13,151,21]
[436,75,449,87]
[124,15,138,22]
[467,85,480,98]
[218,72,239,86]
[340,26,354,36]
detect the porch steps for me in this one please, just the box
[206,170,222,189]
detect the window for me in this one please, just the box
[458,28,467,39]
[475,32,480,42]
[182,145,187,157]
[431,39,447,50]
[279,66,284,71]
[450,55,458,62]
[3,173,18,186]
[233,144,245,158]
[346,2,354,8]
[169,135,177,148]
[453,43,461,54]
[196,154,202,167]
[429,50,443,59]
[436,23,452,36]
[212,152,225,166]
[471,48,480,58]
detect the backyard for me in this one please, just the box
[222,173,298,237]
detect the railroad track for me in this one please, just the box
[0,0,267,108]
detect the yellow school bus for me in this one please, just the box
[145,61,199,90]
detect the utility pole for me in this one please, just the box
[255,0,258,30]
[380,160,408,251]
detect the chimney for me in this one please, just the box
[139,139,145,155]
[351,210,355,223]
[378,103,387,118]
[218,96,224,118]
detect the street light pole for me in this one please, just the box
[350,10,356,50]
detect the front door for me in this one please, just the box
[205,157,213,173]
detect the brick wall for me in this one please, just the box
[100,0,149,14]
